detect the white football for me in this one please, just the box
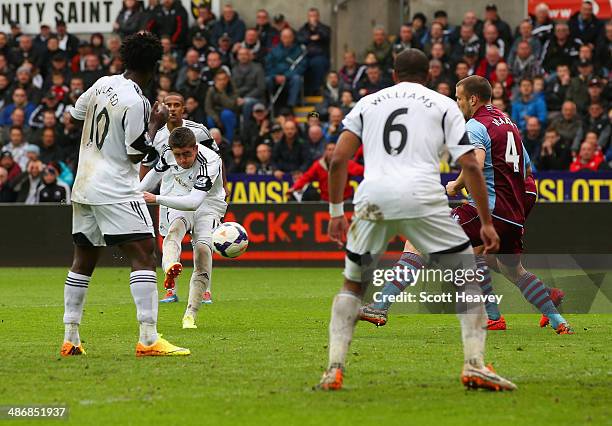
[212,222,249,258]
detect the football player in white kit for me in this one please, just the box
[60,33,190,357]
[140,92,220,304]
[141,127,226,329]
[317,49,516,391]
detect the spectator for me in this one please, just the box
[303,124,326,165]
[423,22,449,58]
[48,71,70,102]
[411,12,428,45]
[227,140,247,173]
[393,24,423,57]
[184,95,207,124]
[0,151,21,182]
[355,65,388,99]
[12,158,43,203]
[580,102,611,149]
[338,50,365,91]
[55,20,80,58]
[428,59,447,90]
[245,161,257,175]
[31,110,59,142]
[509,41,542,81]
[47,54,71,87]
[191,31,216,64]
[317,71,342,119]
[453,61,471,87]
[234,28,266,65]
[322,107,344,143]
[210,4,246,46]
[201,51,231,88]
[255,142,275,175]
[146,0,189,49]
[490,62,513,99]
[272,120,307,178]
[24,144,40,164]
[463,46,480,75]
[287,142,364,201]
[550,101,583,149]
[587,78,607,109]
[430,42,451,74]
[255,9,279,52]
[575,44,600,75]
[436,81,452,98]
[339,90,355,116]
[509,19,542,61]
[570,139,604,172]
[205,70,238,143]
[566,59,595,114]
[0,32,11,61]
[364,27,393,73]
[569,1,604,46]
[433,10,455,39]
[176,49,202,88]
[544,64,572,115]
[57,111,79,171]
[481,23,506,59]
[483,4,513,48]
[241,103,271,153]
[29,91,67,130]
[189,4,217,39]
[541,21,580,73]
[114,0,146,38]
[2,126,31,169]
[39,128,63,165]
[0,108,32,145]
[1,89,35,126]
[38,164,69,203]
[449,24,481,65]
[216,33,234,67]
[209,127,231,165]
[232,47,266,123]
[12,35,41,68]
[298,7,331,95]
[81,54,106,88]
[33,24,52,53]
[178,63,207,104]
[538,127,573,170]
[265,29,307,108]
[595,21,612,73]
[522,116,543,161]
[0,166,16,202]
[531,2,555,44]
[13,65,42,104]
[475,45,503,81]
[0,73,10,113]
[512,78,547,132]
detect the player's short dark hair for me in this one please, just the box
[169,127,196,149]
[456,75,492,101]
[164,92,184,103]
[120,32,163,74]
[394,48,429,82]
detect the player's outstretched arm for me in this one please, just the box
[328,130,360,247]
[145,187,206,211]
[456,150,499,254]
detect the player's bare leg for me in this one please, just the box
[438,246,516,391]
[161,219,187,303]
[121,238,190,356]
[497,259,573,335]
[182,242,213,329]
[60,244,101,356]
[317,279,363,390]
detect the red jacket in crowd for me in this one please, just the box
[291,157,364,201]
[569,150,604,172]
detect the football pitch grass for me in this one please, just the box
[0,267,610,425]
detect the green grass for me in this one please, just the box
[0,267,610,425]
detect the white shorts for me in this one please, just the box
[344,209,470,280]
[72,201,154,247]
[160,206,222,248]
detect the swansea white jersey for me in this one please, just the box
[342,82,474,220]
[154,143,227,216]
[152,120,216,197]
[70,74,151,204]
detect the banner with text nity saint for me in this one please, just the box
[226,172,612,204]
[0,0,220,34]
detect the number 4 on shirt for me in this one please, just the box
[505,131,520,173]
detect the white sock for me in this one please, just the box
[328,291,361,369]
[162,219,187,273]
[185,243,212,318]
[63,271,91,345]
[457,283,487,369]
[129,271,159,346]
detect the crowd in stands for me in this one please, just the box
[0,0,611,204]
